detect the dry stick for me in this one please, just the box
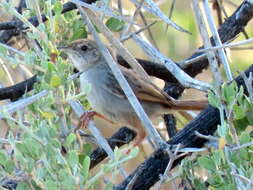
[156,144,182,190]
[0,59,14,85]
[120,0,144,41]
[203,0,233,82]
[178,53,206,68]
[198,37,253,52]
[224,148,244,189]
[0,42,25,56]
[77,6,166,149]
[89,127,137,169]
[138,10,159,50]
[192,0,228,130]
[241,72,253,102]
[130,0,190,34]
[193,0,222,85]
[120,21,157,42]
[132,34,211,92]
[55,91,68,137]
[0,90,48,119]
[117,0,123,15]
[165,0,176,32]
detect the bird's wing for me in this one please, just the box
[104,65,176,107]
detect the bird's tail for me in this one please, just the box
[172,100,208,111]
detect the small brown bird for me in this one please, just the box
[60,39,207,146]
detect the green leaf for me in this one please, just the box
[0,45,7,55]
[82,156,90,181]
[239,149,249,160]
[5,159,14,173]
[222,81,237,105]
[82,143,92,157]
[233,117,249,132]
[23,138,41,159]
[208,173,223,188]
[239,132,251,144]
[47,61,57,72]
[233,104,245,120]
[53,1,63,15]
[37,23,46,33]
[208,90,220,108]
[71,26,87,41]
[50,74,61,87]
[67,150,78,168]
[16,142,29,156]
[0,151,7,165]
[197,156,216,171]
[193,179,206,190]
[16,182,30,190]
[66,133,76,147]
[217,123,228,137]
[106,17,125,32]
[45,180,58,190]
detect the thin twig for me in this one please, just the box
[139,10,159,50]
[195,131,219,141]
[120,0,145,40]
[156,144,181,190]
[203,0,233,81]
[192,0,223,85]
[120,21,157,42]
[241,72,253,102]
[132,34,211,91]
[231,141,253,151]
[130,0,190,34]
[0,90,49,119]
[0,59,14,85]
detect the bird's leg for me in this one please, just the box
[125,121,147,155]
[75,111,115,132]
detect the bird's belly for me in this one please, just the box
[87,87,135,125]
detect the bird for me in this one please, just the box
[59,39,208,146]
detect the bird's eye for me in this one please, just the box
[81,45,88,51]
